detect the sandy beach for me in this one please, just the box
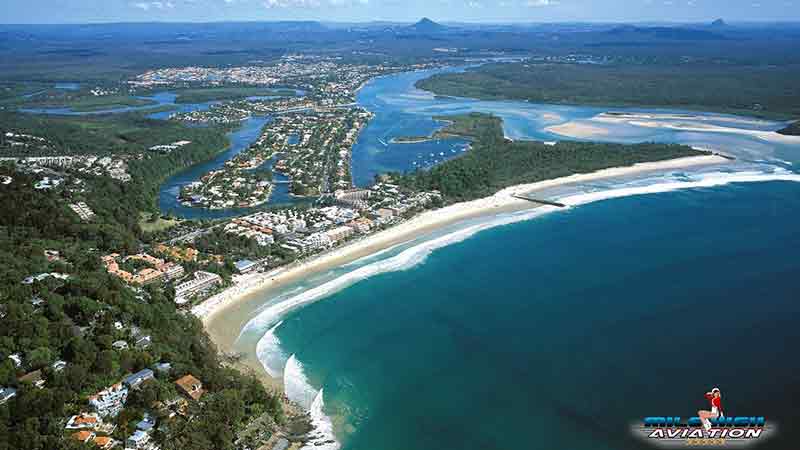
[545,121,611,138]
[547,112,800,144]
[200,154,729,371]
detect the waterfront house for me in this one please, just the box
[234,259,258,274]
[174,271,222,304]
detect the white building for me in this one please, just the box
[89,384,128,418]
[174,271,222,304]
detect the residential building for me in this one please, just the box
[175,374,205,401]
[19,370,45,389]
[325,225,353,244]
[234,259,258,274]
[174,271,222,304]
[160,262,185,281]
[65,413,100,430]
[69,202,96,221]
[304,232,331,250]
[126,430,150,449]
[135,335,152,349]
[92,436,116,449]
[112,340,129,350]
[0,387,16,404]
[89,383,128,417]
[71,431,95,444]
[124,369,155,389]
[347,217,373,233]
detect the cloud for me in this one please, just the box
[262,0,367,7]
[526,0,558,6]
[132,1,175,10]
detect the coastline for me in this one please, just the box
[199,154,728,368]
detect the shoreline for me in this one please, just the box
[199,154,728,363]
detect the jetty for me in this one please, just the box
[511,194,567,208]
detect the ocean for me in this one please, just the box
[233,177,800,450]
[225,68,800,450]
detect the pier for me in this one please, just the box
[511,194,567,208]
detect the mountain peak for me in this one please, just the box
[408,18,446,33]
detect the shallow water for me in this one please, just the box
[240,179,800,450]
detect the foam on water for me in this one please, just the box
[300,389,340,450]
[560,168,800,208]
[255,321,286,378]
[283,356,341,450]
[283,354,318,410]
[247,165,800,447]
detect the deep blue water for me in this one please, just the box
[269,181,800,450]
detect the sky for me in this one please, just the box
[2,0,797,24]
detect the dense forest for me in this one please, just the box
[417,62,800,120]
[0,112,232,215]
[398,113,706,202]
[0,164,285,450]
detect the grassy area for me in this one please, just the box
[173,86,297,104]
[138,212,182,233]
[65,95,157,112]
[417,62,800,120]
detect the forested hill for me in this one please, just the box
[416,62,800,120]
[397,113,707,202]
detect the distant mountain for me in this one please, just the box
[711,18,727,28]
[406,18,447,33]
[605,25,724,40]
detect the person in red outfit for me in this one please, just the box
[698,387,723,431]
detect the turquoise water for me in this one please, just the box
[221,67,800,450]
[246,180,800,450]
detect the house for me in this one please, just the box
[123,369,155,389]
[71,430,95,444]
[89,383,128,417]
[112,340,129,350]
[152,362,172,375]
[92,436,116,449]
[19,370,45,389]
[126,430,150,449]
[8,353,22,368]
[175,374,205,401]
[136,413,156,432]
[65,413,100,430]
[52,360,67,372]
[234,259,258,274]
[0,387,16,404]
[135,335,152,349]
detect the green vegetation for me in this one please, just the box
[398,113,707,202]
[57,95,157,112]
[173,87,297,104]
[0,166,283,450]
[138,213,182,234]
[778,121,800,136]
[417,63,800,120]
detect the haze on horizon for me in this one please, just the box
[2,0,798,25]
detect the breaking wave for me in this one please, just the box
[247,165,800,448]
